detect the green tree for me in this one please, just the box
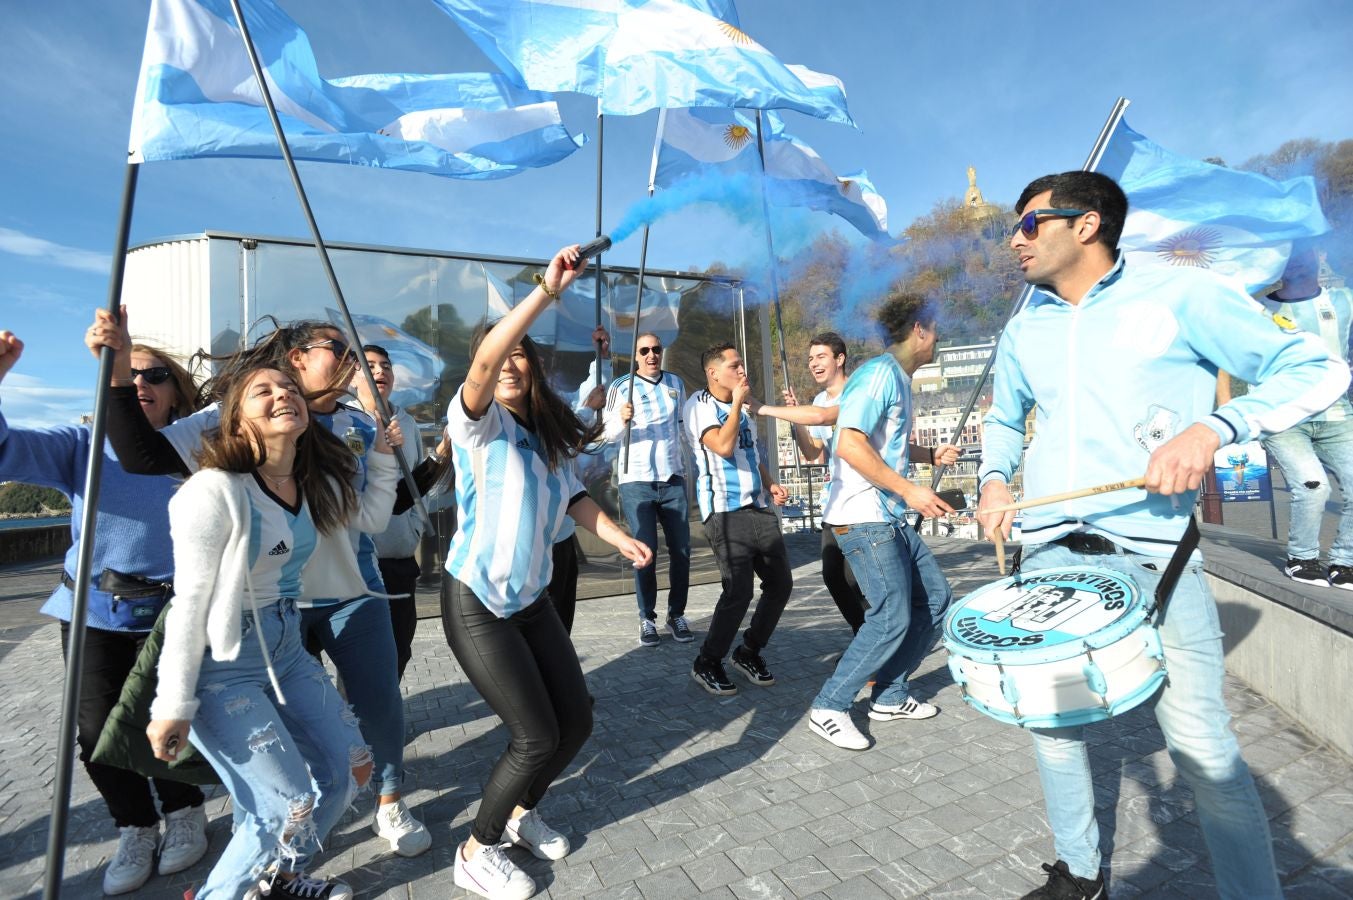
[0,482,71,516]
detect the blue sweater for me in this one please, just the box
[0,403,178,632]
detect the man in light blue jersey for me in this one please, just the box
[605,331,693,647]
[685,343,792,695]
[1255,246,1353,588]
[799,298,956,752]
[977,171,1347,900]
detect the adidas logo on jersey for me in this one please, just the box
[515,438,531,449]
[267,541,290,557]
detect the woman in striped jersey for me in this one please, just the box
[147,364,398,899]
[445,246,652,900]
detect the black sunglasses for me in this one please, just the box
[1009,207,1088,238]
[302,339,357,363]
[638,346,664,357]
[130,366,172,385]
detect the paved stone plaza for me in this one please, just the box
[2,536,1351,898]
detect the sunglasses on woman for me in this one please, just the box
[301,339,357,363]
[1009,208,1088,238]
[130,366,172,385]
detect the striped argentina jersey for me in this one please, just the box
[444,387,587,618]
[822,354,913,527]
[161,401,385,601]
[685,390,764,521]
[603,371,687,483]
[242,472,317,603]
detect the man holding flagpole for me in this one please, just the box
[978,170,1345,899]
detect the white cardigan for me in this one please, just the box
[151,452,397,722]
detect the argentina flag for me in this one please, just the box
[129,0,586,179]
[328,310,445,407]
[428,0,855,126]
[1099,120,1330,292]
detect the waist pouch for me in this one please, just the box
[62,568,174,630]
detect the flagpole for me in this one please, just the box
[227,0,430,531]
[753,110,803,494]
[927,97,1131,494]
[592,105,606,424]
[43,162,141,900]
[622,109,666,473]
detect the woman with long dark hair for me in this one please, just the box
[445,246,651,900]
[147,362,397,899]
[1,327,209,896]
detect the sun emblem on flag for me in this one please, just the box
[1155,228,1221,269]
[718,22,754,45]
[723,124,752,151]
[837,178,853,196]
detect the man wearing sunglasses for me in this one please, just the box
[977,171,1347,900]
[603,333,694,647]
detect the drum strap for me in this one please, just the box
[1152,514,1200,621]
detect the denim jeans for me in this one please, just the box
[1019,542,1279,898]
[1264,416,1353,564]
[619,477,692,621]
[813,522,952,711]
[301,595,405,797]
[189,600,368,899]
[700,506,792,662]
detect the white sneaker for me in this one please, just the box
[808,708,871,750]
[868,697,940,721]
[103,825,158,895]
[505,808,570,860]
[372,798,432,857]
[453,841,536,900]
[158,804,209,875]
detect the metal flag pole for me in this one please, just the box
[622,108,665,473]
[928,97,1131,494]
[591,103,607,425]
[227,0,430,531]
[753,110,803,495]
[43,162,141,900]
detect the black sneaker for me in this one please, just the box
[1019,860,1106,899]
[690,657,737,695]
[250,872,354,900]
[730,645,775,686]
[638,618,661,647]
[1329,565,1353,590]
[666,615,695,642]
[1285,557,1327,585]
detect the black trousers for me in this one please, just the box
[821,526,867,634]
[444,587,592,845]
[378,555,422,681]
[699,506,793,662]
[548,537,580,634]
[59,622,204,828]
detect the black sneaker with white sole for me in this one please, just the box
[1019,860,1106,899]
[666,615,695,642]
[1329,565,1353,590]
[639,618,661,647]
[690,657,737,695]
[1284,557,1327,585]
[730,645,775,686]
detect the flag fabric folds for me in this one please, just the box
[427,0,855,126]
[327,310,444,407]
[130,0,585,179]
[655,108,889,240]
[1099,120,1330,292]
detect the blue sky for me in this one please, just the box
[2,0,1350,426]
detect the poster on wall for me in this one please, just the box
[1213,441,1272,502]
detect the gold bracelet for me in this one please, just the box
[533,272,559,300]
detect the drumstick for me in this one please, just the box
[984,477,1147,514]
[994,529,1006,576]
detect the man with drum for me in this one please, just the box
[977,171,1347,900]
[800,293,956,751]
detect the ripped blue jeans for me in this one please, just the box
[189,599,370,899]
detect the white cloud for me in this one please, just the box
[0,228,110,275]
[2,373,92,428]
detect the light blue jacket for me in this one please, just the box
[979,256,1349,555]
[1259,285,1353,423]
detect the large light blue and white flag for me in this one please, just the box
[328,310,444,407]
[655,108,889,240]
[1099,120,1330,292]
[428,0,855,126]
[130,0,585,179]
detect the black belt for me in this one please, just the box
[61,570,173,600]
[1052,532,1120,555]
